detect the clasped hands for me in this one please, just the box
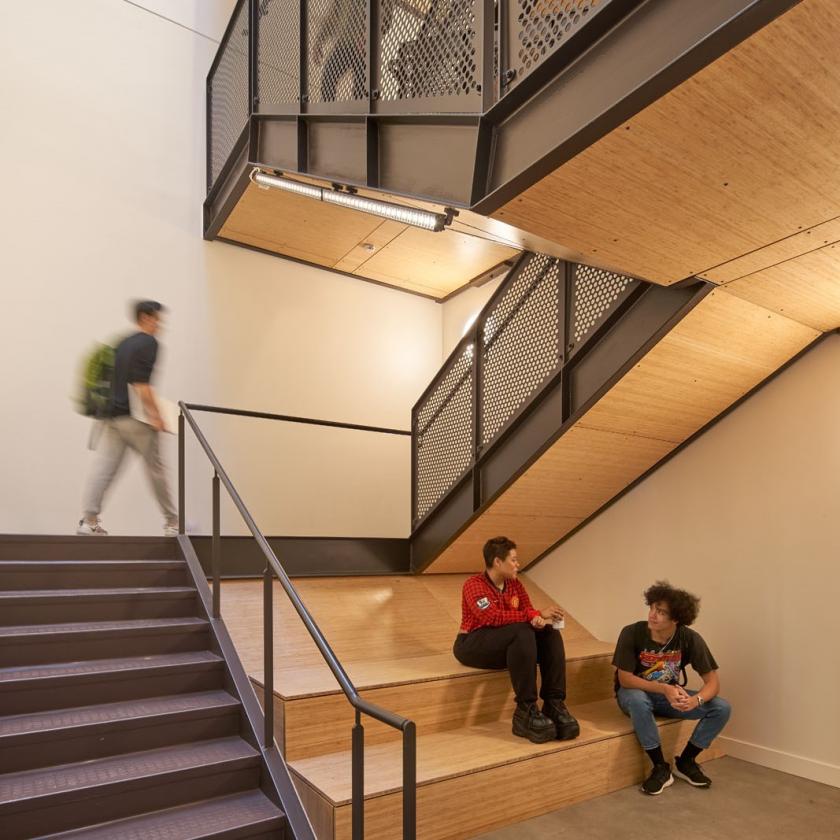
[663,684,700,711]
[530,606,564,629]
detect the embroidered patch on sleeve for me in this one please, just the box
[476,597,490,610]
[510,595,520,609]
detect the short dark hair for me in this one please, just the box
[134,300,164,322]
[483,536,516,568]
[644,581,700,626]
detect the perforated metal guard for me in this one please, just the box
[414,345,474,522]
[570,264,635,348]
[379,0,480,102]
[481,254,563,447]
[308,0,369,103]
[208,0,250,191]
[256,0,300,108]
[509,0,600,88]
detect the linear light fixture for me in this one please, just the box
[250,169,452,232]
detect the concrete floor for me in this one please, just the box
[474,757,840,840]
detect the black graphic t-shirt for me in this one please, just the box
[612,621,718,693]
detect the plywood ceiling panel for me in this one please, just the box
[426,291,819,572]
[579,289,820,443]
[722,244,840,331]
[220,182,519,298]
[701,217,840,285]
[491,0,840,285]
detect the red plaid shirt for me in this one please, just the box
[459,573,540,633]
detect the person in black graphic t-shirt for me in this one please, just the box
[613,581,731,796]
[77,301,178,536]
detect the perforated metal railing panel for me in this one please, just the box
[481,254,564,447]
[506,0,602,91]
[414,345,475,523]
[379,0,480,103]
[570,264,636,351]
[256,0,300,108]
[308,0,369,103]
[208,0,250,191]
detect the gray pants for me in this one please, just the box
[82,416,177,522]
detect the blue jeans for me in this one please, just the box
[616,687,731,751]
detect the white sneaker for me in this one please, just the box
[77,519,108,535]
[163,523,179,537]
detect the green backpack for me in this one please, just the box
[75,341,117,417]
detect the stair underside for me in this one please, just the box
[424,287,820,572]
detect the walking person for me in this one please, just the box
[77,300,178,536]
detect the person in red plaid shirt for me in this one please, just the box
[453,536,580,743]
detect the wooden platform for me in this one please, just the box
[220,575,722,838]
[289,701,721,840]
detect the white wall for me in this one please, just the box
[529,334,840,787]
[0,1,441,538]
[441,275,504,356]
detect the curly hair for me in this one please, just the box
[644,580,700,626]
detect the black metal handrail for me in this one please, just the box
[178,402,416,840]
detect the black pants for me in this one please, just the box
[453,623,567,706]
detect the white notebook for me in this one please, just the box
[128,385,179,434]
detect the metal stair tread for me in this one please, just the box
[40,789,285,839]
[0,616,208,639]
[0,586,196,601]
[289,697,685,805]
[0,651,223,684]
[0,736,259,807]
[0,690,239,739]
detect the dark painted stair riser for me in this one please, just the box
[0,651,227,715]
[0,586,200,624]
[0,559,190,590]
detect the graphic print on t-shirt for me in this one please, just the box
[639,648,682,683]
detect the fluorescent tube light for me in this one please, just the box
[250,168,451,232]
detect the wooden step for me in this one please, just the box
[0,616,211,667]
[49,789,286,839]
[0,690,241,773]
[0,736,262,839]
[0,559,189,590]
[289,699,723,840]
[0,651,225,714]
[255,639,616,760]
[0,586,198,624]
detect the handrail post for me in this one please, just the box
[352,709,365,840]
[212,471,221,619]
[263,565,274,748]
[178,412,185,534]
[402,722,416,840]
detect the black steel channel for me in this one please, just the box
[178,413,185,534]
[368,0,380,111]
[206,76,213,194]
[561,262,573,422]
[471,317,483,510]
[299,0,309,113]
[402,722,417,840]
[249,0,258,112]
[411,409,419,525]
[352,709,365,840]
[479,0,495,112]
[263,566,274,747]
[212,472,221,619]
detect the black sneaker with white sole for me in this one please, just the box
[641,762,674,795]
[674,756,712,787]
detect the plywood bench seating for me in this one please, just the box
[289,699,720,840]
[219,574,722,838]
